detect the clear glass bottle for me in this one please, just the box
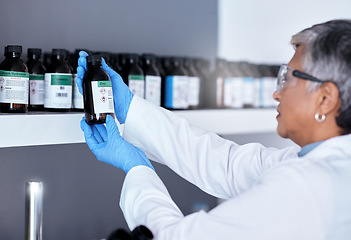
[27,48,46,111]
[142,54,161,106]
[127,54,145,98]
[83,55,115,125]
[183,57,201,109]
[44,49,72,111]
[0,45,29,113]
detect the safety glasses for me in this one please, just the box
[276,64,326,92]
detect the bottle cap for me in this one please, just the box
[131,225,153,240]
[87,55,102,65]
[28,48,42,56]
[5,45,22,54]
[52,49,67,57]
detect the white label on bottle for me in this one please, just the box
[253,78,260,108]
[129,75,145,98]
[91,81,114,114]
[73,74,84,109]
[29,74,45,105]
[0,70,29,104]
[44,73,72,109]
[188,76,200,106]
[145,75,161,106]
[223,77,233,107]
[216,77,223,106]
[165,75,188,109]
[260,77,278,108]
[243,77,255,106]
[231,77,243,108]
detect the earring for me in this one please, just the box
[315,113,326,123]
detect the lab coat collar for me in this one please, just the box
[300,134,351,159]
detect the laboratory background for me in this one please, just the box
[0,0,350,239]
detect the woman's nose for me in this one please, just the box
[273,90,280,102]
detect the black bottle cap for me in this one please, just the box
[28,48,42,56]
[87,55,102,65]
[107,228,132,240]
[5,45,22,54]
[52,48,67,57]
[131,225,153,240]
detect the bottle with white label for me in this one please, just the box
[44,49,72,111]
[183,57,201,109]
[164,57,189,110]
[127,54,145,98]
[142,54,161,106]
[27,48,46,111]
[213,59,231,109]
[69,51,84,111]
[83,55,115,125]
[0,45,29,113]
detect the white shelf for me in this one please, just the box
[1,108,277,148]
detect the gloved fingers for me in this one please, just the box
[79,51,88,57]
[94,122,108,142]
[101,58,122,80]
[91,125,105,144]
[106,114,121,138]
[75,76,83,95]
[80,118,99,149]
[78,52,88,72]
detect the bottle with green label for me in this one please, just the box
[127,54,145,98]
[44,49,72,111]
[0,45,29,113]
[27,48,46,111]
[83,55,115,125]
[142,54,161,106]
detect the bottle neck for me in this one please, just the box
[5,52,21,58]
[28,55,41,61]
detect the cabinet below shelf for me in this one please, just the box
[1,108,277,148]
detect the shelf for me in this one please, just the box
[0,108,277,148]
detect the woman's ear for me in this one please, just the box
[317,82,341,115]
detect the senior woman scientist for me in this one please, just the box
[77,19,351,239]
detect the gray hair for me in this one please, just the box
[291,19,351,134]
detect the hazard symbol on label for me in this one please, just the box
[100,96,107,103]
[0,85,3,92]
[31,88,36,95]
[100,87,106,95]
[0,77,4,84]
[31,81,37,87]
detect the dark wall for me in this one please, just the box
[0,0,218,239]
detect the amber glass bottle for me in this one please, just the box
[0,45,29,113]
[83,55,115,125]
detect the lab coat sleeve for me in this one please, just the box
[120,165,327,240]
[123,96,299,199]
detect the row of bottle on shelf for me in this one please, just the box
[0,44,279,114]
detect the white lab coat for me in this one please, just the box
[120,96,351,240]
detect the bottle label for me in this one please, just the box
[231,77,244,108]
[129,75,145,98]
[91,81,114,114]
[243,77,255,106]
[72,74,84,109]
[0,70,29,104]
[44,73,72,109]
[188,76,200,106]
[164,75,188,109]
[29,74,45,105]
[145,75,161,106]
[216,77,223,107]
[260,77,278,108]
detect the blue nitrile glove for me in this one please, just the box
[80,115,154,173]
[76,51,134,124]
